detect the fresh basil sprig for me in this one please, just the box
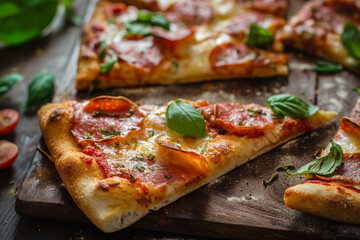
[245,24,274,49]
[293,140,343,176]
[266,94,318,119]
[0,0,80,45]
[125,10,170,37]
[100,57,118,75]
[26,70,55,109]
[312,60,343,73]
[341,20,360,60]
[166,99,206,138]
[0,73,24,98]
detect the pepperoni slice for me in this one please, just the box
[227,11,285,39]
[348,102,360,124]
[239,0,287,17]
[209,42,255,74]
[201,102,276,138]
[151,26,195,45]
[71,97,144,142]
[317,153,360,184]
[165,0,214,26]
[102,3,127,19]
[110,36,164,73]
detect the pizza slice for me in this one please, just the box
[284,100,360,224]
[76,0,288,90]
[282,0,360,72]
[38,94,336,232]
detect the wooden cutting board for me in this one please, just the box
[15,1,360,238]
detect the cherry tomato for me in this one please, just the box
[0,109,19,135]
[0,140,18,170]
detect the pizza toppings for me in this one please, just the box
[293,140,343,176]
[209,42,256,72]
[124,10,170,37]
[72,97,144,142]
[238,0,287,16]
[111,36,164,73]
[245,24,274,49]
[151,27,194,44]
[341,20,360,60]
[227,11,283,43]
[164,0,214,26]
[166,99,206,138]
[266,94,318,118]
[202,102,276,138]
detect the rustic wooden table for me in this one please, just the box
[1,0,360,239]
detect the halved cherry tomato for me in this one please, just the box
[0,109,19,135]
[0,140,18,170]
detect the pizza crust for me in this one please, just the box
[284,181,360,225]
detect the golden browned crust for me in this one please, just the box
[38,99,336,232]
[284,182,360,224]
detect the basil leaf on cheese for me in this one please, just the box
[166,99,206,138]
[26,70,55,109]
[312,60,343,73]
[266,94,318,119]
[125,10,170,37]
[294,140,343,176]
[341,20,360,60]
[0,73,24,98]
[125,22,151,37]
[100,57,118,75]
[245,24,274,49]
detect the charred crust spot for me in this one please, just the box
[98,182,109,191]
[108,181,120,187]
[50,109,64,122]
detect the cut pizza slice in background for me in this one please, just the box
[38,94,336,232]
[282,0,360,73]
[76,0,289,90]
[285,100,360,225]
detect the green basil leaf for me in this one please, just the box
[312,60,343,73]
[341,20,360,60]
[166,99,206,138]
[125,10,170,37]
[98,40,106,60]
[245,24,274,49]
[294,140,343,176]
[125,22,151,37]
[26,70,55,109]
[100,57,118,75]
[149,13,170,30]
[0,0,59,45]
[0,73,24,98]
[266,94,318,119]
[88,78,99,94]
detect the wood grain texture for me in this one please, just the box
[9,0,360,239]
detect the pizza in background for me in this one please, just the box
[76,0,289,90]
[282,0,360,73]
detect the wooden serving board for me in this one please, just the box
[15,1,360,239]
